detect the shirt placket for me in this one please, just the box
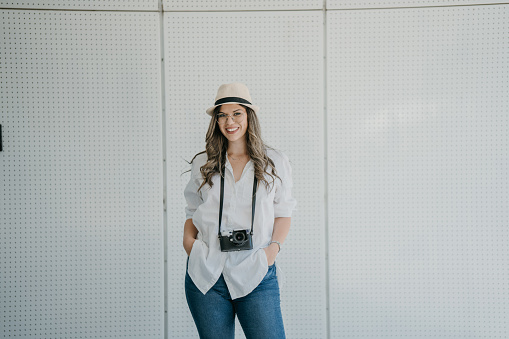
[224,156,252,230]
[225,159,236,230]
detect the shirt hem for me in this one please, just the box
[225,265,268,300]
[188,270,222,296]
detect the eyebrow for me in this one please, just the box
[218,109,244,113]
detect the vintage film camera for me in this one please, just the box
[219,229,253,252]
[218,175,258,252]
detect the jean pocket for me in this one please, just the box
[262,262,277,281]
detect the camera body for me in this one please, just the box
[219,229,253,252]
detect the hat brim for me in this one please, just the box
[206,102,260,116]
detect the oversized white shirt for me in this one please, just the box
[184,149,297,299]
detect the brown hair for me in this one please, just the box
[190,105,281,192]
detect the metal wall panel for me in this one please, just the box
[3,2,508,338]
[327,5,509,338]
[0,10,164,338]
[165,11,326,339]
[163,0,322,11]
[327,0,508,9]
[0,0,158,10]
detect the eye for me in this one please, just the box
[217,114,227,118]
[233,112,243,117]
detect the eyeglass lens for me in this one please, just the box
[217,112,245,124]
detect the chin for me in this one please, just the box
[226,135,243,143]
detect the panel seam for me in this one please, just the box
[327,3,509,10]
[2,4,507,11]
[159,1,169,338]
[2,3,507,11]
[0,8,322,12]
[323,2,330,339]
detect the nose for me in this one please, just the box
[225,115,235,124]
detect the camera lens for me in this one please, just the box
[234,232,246,242]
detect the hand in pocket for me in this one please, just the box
[184,238,196,256]
[263,244,278,266]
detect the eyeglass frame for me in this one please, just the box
[215,111,247,125]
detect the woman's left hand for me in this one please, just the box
[263,243,279,266]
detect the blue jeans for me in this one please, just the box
[185,263,285,339]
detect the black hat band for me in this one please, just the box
[214,97,252,106]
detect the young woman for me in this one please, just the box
[183,82,297,339]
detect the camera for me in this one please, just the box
[219,229,253,252]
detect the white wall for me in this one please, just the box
[327,5,509,337]
[0,6,165,338]
[1,1,508,338]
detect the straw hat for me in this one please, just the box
[206,82,260,116]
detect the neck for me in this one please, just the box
[227,139,248,156]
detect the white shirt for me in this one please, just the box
[184,149,297,299]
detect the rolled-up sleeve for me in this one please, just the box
[273,152,297,218]
[184,160,204,220]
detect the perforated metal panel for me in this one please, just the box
[163,0,322,11]
[3,2,509,339]
[0,0,158,10]
[327,0,508,9]
[327,5,509,338]
[0,10,164,338]
[165,11,326,339]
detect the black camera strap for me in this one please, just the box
[217,173,258,238]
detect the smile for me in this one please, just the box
[226,127,239,134]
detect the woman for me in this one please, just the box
[183,82,297,339]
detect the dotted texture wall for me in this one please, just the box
[327,5,508,338]
[0,10,164,338]
[163,0,322,11]
[165,11,326,339]
[0,0,158,10]
[327,0,507,9]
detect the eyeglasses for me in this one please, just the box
[216,111,246,125]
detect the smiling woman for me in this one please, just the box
[182,82,297,339]
[216,104,248,144]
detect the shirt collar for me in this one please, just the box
[225,155,253,180]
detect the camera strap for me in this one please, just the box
[217,173,258,238]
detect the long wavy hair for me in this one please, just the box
[189,104,281,193]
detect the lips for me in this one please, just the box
[226,127,239,134]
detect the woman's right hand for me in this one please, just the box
[183,219,199,256]
[183,237,196,256]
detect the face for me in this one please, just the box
[216,104,248,144]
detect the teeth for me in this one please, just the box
[227,128,238,132]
